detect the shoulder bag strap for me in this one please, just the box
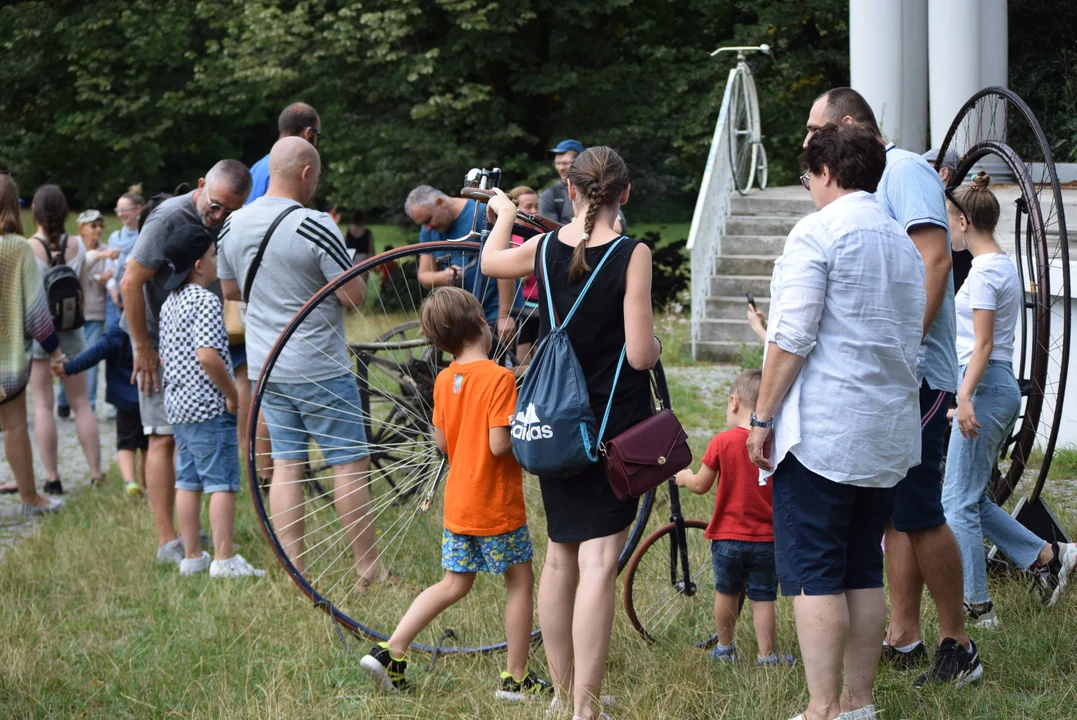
[32,235,54,266]
[597,348,662,445]
[242,204,304,302]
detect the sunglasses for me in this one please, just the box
[304,126,322,144]
[799,170,811,191]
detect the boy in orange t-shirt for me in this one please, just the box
[361,287,548,700]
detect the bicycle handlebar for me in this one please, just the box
[710,43,772,58]
[458,187,563,233]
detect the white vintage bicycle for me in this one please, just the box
[711,44,771,194]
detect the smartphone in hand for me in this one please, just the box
[746,292,757,311]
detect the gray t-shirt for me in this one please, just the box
[875,144,959,394]
[538,180,627,230]
[122,191,218,347]
[217,196,353,383]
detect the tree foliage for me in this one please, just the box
[0,1,847,217]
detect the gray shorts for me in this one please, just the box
[31,328,86,361]
[139,362,172,436]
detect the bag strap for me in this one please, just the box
[597,345,662,445]
[58,234,69,266]
[242,204,304,302]
[32,235,54,266]
[541,232,626,332]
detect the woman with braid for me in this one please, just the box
[482,146,660,720]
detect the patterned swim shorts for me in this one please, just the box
[441,525,533,575]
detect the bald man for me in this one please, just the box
[218,137,386,588]
[246,102,322,205]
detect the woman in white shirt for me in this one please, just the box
[747,123,926,720]
[941,172,1077,626]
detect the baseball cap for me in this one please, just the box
[549,139,584,155]
[922,147,959,171]
[76,209,103,225]
[161,223,215,290]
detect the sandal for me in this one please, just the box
[0,482,18,494]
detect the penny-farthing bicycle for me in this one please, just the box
[712,43,772,195]
[247,168,658,654]
[934,87,1070,511]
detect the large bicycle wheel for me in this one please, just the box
[727,68,757,195]
[248,241,654,654]
[935,87,1070,505]
[623,519,716,646]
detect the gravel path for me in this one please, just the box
[0,373,115,560]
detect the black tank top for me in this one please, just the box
[535,229,653,439]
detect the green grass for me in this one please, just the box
[4,369,1077,718]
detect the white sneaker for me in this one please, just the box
[156,538,185,565]
[210,554,265,578]
[180,552,212,575]
[546,696,615,718]
[839,705,878,720]
[1050,542,1077,607]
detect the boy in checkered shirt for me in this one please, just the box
[159,224,263,578]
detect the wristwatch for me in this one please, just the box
[750,412,773,430]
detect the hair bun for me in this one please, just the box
[128,183,143,194]
[971,171,991,190]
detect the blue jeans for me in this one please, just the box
[942,361,1046,604]
[174,413,241,493]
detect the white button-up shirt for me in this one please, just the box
[762,191,926,488]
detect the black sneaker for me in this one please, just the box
[881,641,928,670]
[1031,542,1077,607]
[964,601,1000,628]
[359,642,408,692]
[43,479,64,496]
[915,637,983,688]
[494,670,552,701]
[57,405,70,419]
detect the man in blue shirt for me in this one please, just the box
[405,185,521,343]
[246,103,321,205]
[805,88,978,690]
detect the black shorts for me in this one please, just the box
[518,312,540,346]
[772,453,894,596]
[116,407,149,451]
[890,382,952,533]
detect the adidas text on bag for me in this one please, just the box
[510,234,625,477]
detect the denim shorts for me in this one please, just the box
[261,374,369,465]
[773,453,894,596]
[711,539,778,602]
[229,343,247,372]
[891,381,952,533]
[442,525,533,575]
[174,413,240,494]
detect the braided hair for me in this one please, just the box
[565,146,630,282]
[31,184,69,250]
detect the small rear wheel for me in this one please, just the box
[623,519,716,646]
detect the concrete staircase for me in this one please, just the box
[696,187,814,361]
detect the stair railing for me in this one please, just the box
[686,66,738,360]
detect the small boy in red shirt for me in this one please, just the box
[676,369,795,667]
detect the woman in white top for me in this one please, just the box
[27,185,103,494]
[941,172,1077,625]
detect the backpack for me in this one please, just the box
[35,234,84,331]
[138,183,191,232]
[510,233,626,477]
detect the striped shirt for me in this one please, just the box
[217,196,353,383]
[0,234,58,397]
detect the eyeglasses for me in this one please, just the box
[114,206,140,214]
[799,170,811,191]
[207,197,238,218]
[304,126,322,145]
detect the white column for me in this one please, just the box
[850,0,928,150]
[928,0,984,149]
